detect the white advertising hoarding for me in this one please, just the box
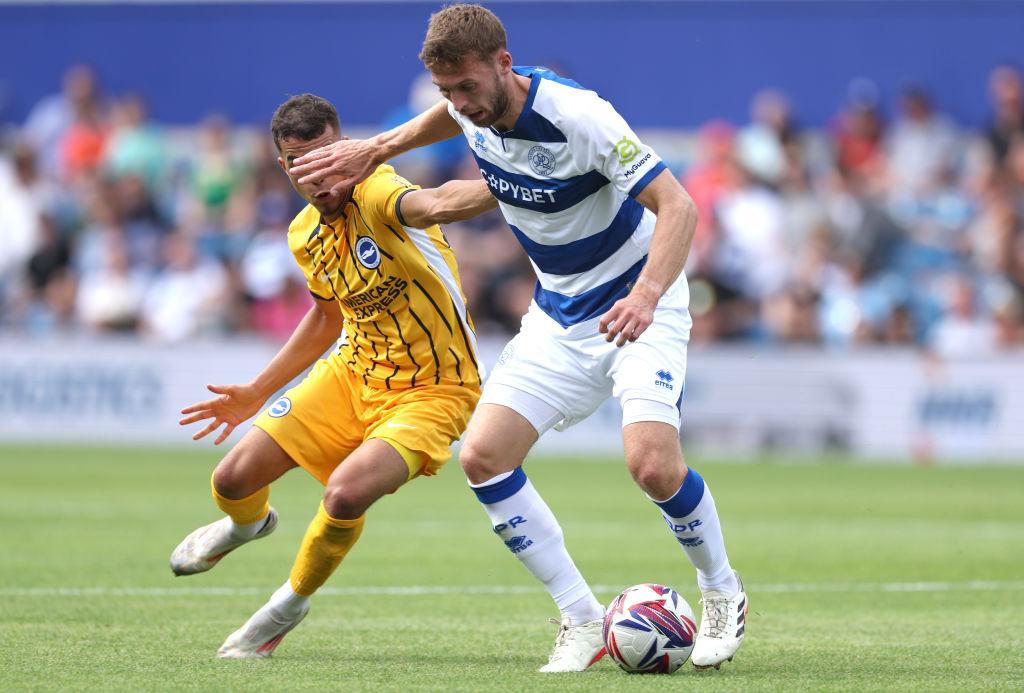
[0,338,1021,463]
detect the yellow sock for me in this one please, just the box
[289,502,365,597]
[211,474,270,525]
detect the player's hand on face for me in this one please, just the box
[179,384,266,445]
[290,138,378,197]
[599,288,659,348]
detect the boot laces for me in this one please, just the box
[698,596,729,638]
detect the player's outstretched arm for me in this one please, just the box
[599,170,697,347]
[179,299,344,444]
[290,101,461,195]
[397,179,497,228]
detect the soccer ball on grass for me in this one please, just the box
[602,583,696,674]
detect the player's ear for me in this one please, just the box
[277,156,288,174]
[495,50,512,74]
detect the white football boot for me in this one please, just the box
[217,597,310,659]
[691,571,748,670]
[170,509,278,576]
[538,615,607,672]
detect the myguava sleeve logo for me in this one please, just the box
[615,136,641,165]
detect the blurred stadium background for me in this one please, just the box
[2,0,1023,460]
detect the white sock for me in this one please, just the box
[562,593,603,626]
[471,468,603,625]
[652,467,738,596]
[267,580,309,619]
[230,513,271,541]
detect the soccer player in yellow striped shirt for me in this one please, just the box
[170,93,496,658]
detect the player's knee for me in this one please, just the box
[626,442,686,498]
[458,438,509,485]
[322,485,368,520]
[213,457,252,500]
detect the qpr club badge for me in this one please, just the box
[528,145,556,177]
[355,235,381,269]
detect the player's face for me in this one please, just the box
[431,52,511,128]
[277,125,350,216]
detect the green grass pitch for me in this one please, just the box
[1,445,1022,691]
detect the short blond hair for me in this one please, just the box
[419,4,507,69]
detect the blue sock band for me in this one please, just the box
[654,467,705,518]
[471,467,528,504]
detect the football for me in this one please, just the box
[602,583,697,674]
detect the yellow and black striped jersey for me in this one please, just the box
[287,165,481,390]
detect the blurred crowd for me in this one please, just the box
[1,65,1023,357]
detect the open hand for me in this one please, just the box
[289,138,379,196]
[179,383,266,445]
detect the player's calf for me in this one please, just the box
[171,464,280,576]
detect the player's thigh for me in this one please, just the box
[459,401,544,482]
[322,439,410,519]
[213,426,299,499]
[253,356,364,486]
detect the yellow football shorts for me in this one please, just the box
[254,352,480,485]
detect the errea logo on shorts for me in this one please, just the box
[655,369,674,391]
[268,397,292,418]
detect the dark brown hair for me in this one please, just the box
[419,4,507,69]
[270,94,340,150]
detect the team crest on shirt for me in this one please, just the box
[528,145,556,176]
[355,235,381,269]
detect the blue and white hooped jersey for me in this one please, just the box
[449,66,685,329]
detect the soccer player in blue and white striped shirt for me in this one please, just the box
[291,3,747,673]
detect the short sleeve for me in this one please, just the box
[359,168,422,229]
[306,276,334,301]
[569,98,666,199]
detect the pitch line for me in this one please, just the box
[3,580,1023,598]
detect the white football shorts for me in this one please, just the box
[480,276,692,434]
